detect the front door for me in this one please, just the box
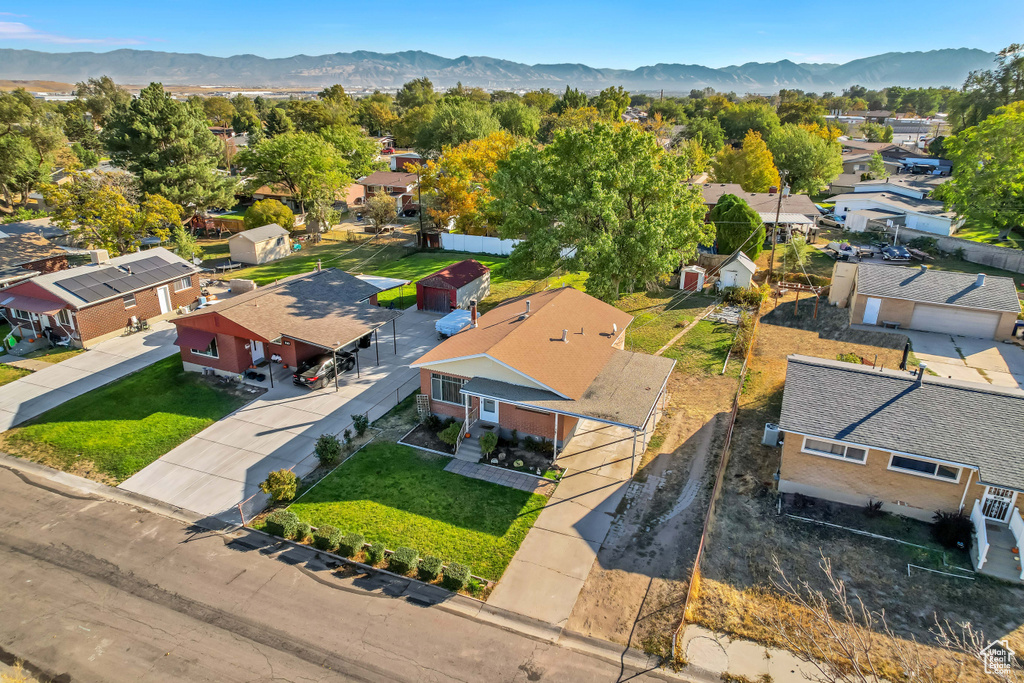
[250,340,265,364]
[982,486,1017,523]
[862,297,882,325]
[157,286,172,314]
[479,398,499,423]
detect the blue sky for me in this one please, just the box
[0,1,1018,69]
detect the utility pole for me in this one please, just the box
[416,167,424,247]
[767,170,787,284]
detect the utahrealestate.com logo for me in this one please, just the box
[982,640,1018,676]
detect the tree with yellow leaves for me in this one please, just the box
[415,130,520,235]
[798,121,842,143]
[710,130,780,192]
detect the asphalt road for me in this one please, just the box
[0,464,678,683]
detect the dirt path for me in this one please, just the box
[564,370,737,657]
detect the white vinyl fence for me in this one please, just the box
[439,233,576,259]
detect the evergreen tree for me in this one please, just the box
[707,194,765,260]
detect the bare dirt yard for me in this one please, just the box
[689,294,1024,679]
[565,325,741,658]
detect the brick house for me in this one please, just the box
[410,286,675,463]
[171,268,402,377]
[776,354,1024,582]
[1,247,200,348]
[356,171,418,211]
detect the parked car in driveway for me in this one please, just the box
[292,352,356,389]
[819,215,844,228]
[882,245,912,261]
[382,147,396,154]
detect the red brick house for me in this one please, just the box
[357,171,418,211]
[0,247,200,348]
[410,286,675,462]
[171,269,402,376]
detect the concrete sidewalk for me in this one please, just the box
[487,421,638,625]
[0,322,178,431]
[119,308,442,522]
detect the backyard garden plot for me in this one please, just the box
[1,356,249,484]
[289,442,548,580]
[617,289,717,355]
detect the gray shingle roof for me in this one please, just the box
[779,355,1024,490]
[231,224,289,242]
[856,263,1021,313]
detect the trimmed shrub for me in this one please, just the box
[509,429,519,447]
[836,353,862,364]
[442,562,471,591]
[337,533,365,558]
[479,431,498,456]
[259,469,298,503]
[932,510,973,550]
[423,414,442,431]
[315,434,342,467]
[388,546,419,575]
[343,429,353,448]
[522,436,537,451]
[264,509,299,539]
[366,542,386,566]
[438,423,461,446]
[352,413,369,437]
[295,521,311,542]
[312,524,342,551]
[417,555,443,582]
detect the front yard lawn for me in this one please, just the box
[289,442,548,580]
[2,356,249,483]
[0,364,31,387]
[20,347,86,364]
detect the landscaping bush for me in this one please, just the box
[423,414,442,431]
[388,546,419,575]
[442,562,471,591]
[366,542,386,566]
[343,429,353,448]
[479,431,498,456]
[907,236,940,256]
[509,429,519,448]
[259,469,298,503]
[932,510,973,550]
[417,555,443,582]
[522,436,537,452]
[836,352,862,364]
[721,286,767,307]
[264,509,300,539]
[779,272,830,288]
[312,524,342,551]
[315,434,342,467]
[337,533,365,558]
[295,521,312,542]
[438,423,461,447]
[351,413,369,437]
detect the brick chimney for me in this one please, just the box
[768,186,778,195]
[470,299,477,328]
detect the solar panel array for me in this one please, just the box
[55,255,193,303]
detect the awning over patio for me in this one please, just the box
[354,274,411,294]
[758,212,816,225]
[460,350,675,430]
[1,294,65,316]
[174,326,216,349]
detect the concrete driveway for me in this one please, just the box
[487,421,642,626]
[0,322,178,431]
[904,329,1024,390]
[119,309,441,522]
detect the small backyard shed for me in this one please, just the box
[228,224,292,266]
[716,252,757,290]
[416,259,491,313]
[679,265,706,291]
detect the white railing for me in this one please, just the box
[454,406,479,456]
[1010,508,1024,581]
[971,499,990,570]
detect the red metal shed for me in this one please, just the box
[416,259,491,313]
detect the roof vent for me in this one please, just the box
[613,323,618,335]
[976,273,985,287]
[920,264,928,272]
[917,362,927,385]
[526,300,531,314]
[561,329,568,343]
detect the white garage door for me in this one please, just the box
[909,304,1000,339]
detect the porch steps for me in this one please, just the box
[454,437,481,462]
[978,523,1022,583]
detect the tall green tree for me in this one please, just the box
[711,130,780,192]
[396,77,439,110]
[492,123,711,301]
[493,99,541,138]
[934,101,1024,241]
[203,97,236,127]
[768,124,844,194]
[553,86,589,114]
[678,116,725,157]
[102,83,237,215]
[522,89,558,112]
[244,198,295,231]
[264,107,295,137]
[708,194,765,260]
[948,44,1024,131]
[718,101,781,140]
[777,98,826,126]
[318,124,386,178]
[592,86,631,121]
[415,100,499,156]
[73,76,131,126]
[860,122,894,142]
[867,151,887,179]
[393,104,435,148]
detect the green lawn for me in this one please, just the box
[289,442,548,580]
[225,239,409,286]
[618,290,717,354]
[0,364,31,387]
[955,221,1024,249]
[4,356,249,482]
[198,238,231,265]
[662,319,741,377]
[365,252,510,309]
[21,347,86,364]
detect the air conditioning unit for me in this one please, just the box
[762,423,781,447]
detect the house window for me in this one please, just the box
[802,436,868,463]
[276,237,285,247]
[191,337,219,359]
[173,276,192,292]
[123,293,137,309]
[11,308,33,321]
[430,373,465,405]
[55,309,72,326]
[888,454,960,482]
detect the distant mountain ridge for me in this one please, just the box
[0,47,995,92]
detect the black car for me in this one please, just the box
[882,245,912,261]
[292,352,356,389]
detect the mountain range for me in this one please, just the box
[0,47,995,93]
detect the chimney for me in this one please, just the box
[470,299,478,328]
[917,362,927,385]
[89,249,109,265]
[976,273,985,287]
[768,186,778,195]
[561,329,568,343]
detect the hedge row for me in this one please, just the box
[262,511,472,591]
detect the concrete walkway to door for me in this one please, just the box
[0,322,179,431]
[487,420,639,626]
